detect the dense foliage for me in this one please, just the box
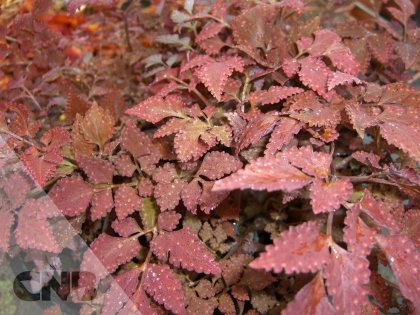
[0,0,419,314]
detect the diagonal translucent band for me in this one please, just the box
[0,135,143,315]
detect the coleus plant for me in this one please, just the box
[0,0,419,314]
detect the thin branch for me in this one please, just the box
[21,86,42,110]
[326,211,334,246]
[168,75,211,107]
[0,129,42,150]
[123,11,133,52]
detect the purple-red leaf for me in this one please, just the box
[101,268,141,315]
[198,151,242,180]
[115,184,141,221]
[213,155,311,193]
[126,95,187,124]
[78,156,114,184]
[91,190,113,221]
[343,205,376,257]
[195,56,244,101]
[112,217,142,237]
[248,86,304,106]
[81,233,140,282]
[359,190,401,233]
[324,244,371,314]
[310,179,353,214]
[376,234,420,309]
[151,227,220,274]
[235,112,279,153]
[345,101,378,138]
[283,273,335,315]
[49,176,94,217]
[181,179,202,214]
[15,211,59,253]
[283,146,332,179]
[0,210,14,252]
[144,264,186,315]
[327,71,362,90]
[352,151,382,169]
[250,221,329,273]
[158,211,181,231]
[265,118,302,155]
[298,57,330,99]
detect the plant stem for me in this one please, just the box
[326,211,334,245]
[168,75,211,107]
[123,11,133,52]
[0,129,42,150]
[21,86,41,110]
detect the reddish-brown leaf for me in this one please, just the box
[289,92,340,127]
[265,118,302,155]
[196,22,224,43]
[64,90,91,122]
[81,233,140,282]
[298,57,330,98]
[115,184,141,220]
[101,268,140,315]
[90,190,113,221]
[40,127,71,150]
[218,293,235,314]
[99,89,127,122]
[181,179,202,214]
[126,95,187,124]
[199,180,230,214]
[239,268,276,290]
[307,30,360,75]
[248,86,304,106]
[112,217,142,237]
[151,227,221,274]
[158,211,181,231]
[120,121,150,159]
[343,205,376,257]
[310,179,353,214]
[21,147,59,187]
[235,112,279,153]
[154,179,186,211]
[327,71,362,91]
[378,104,420,161]
[214,155,311,193]
[368,33,393,64]
[376,234,420,309]
[324,244,371,314]
[277,0,305,15]
[195,56,244,100]
[198,151,242,180]
[250,221,329,273]
[403,209,420,247]
[359,190,401,233]
[283,273,335,315]
[352,151,381,169]
[345,101,378,138]
[282,58,300,77]
[80,103,114,149]
[0,210,14,253]
[3,172,31,209]
[78,156,114,184]
[15,211,60,253]
[144,264,186,315]
[114,154,136,177]
[283,146,331,179]
[49,176,94,217]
